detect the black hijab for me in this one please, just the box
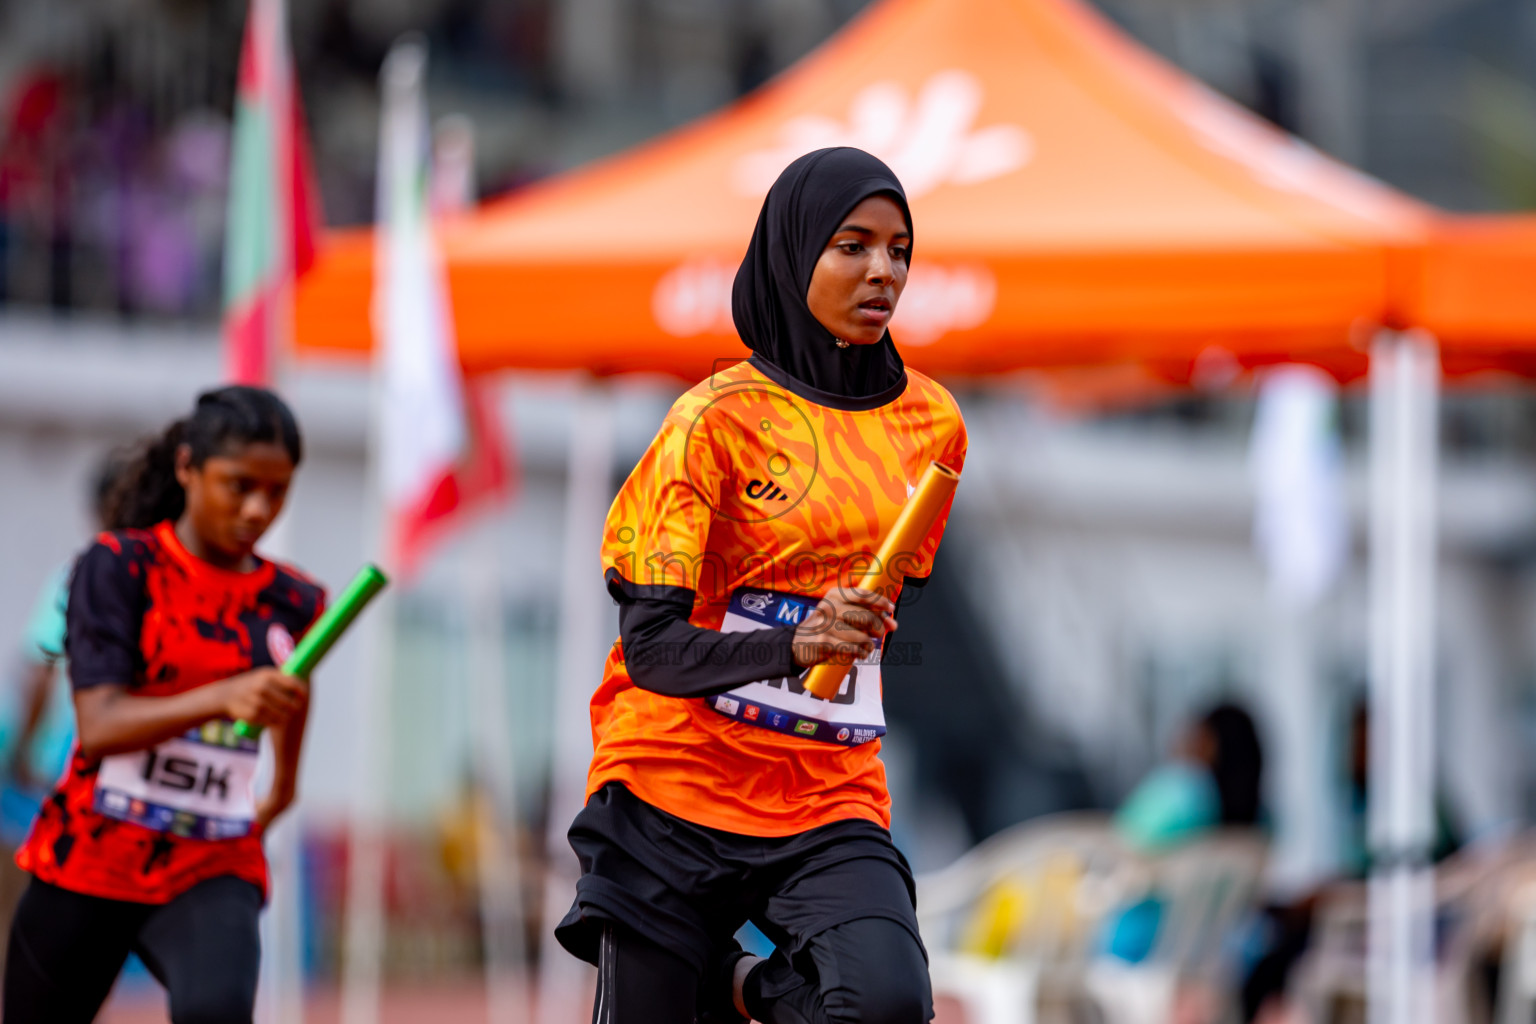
[732,147,911,407]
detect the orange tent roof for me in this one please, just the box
[295,0,1440,381]
[1407,215,1536,377]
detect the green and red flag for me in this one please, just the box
[223,0,321,385]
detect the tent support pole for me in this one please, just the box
[1367,329,1439,1024]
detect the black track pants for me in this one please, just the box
[591,917,931,1024]
[591,923,700,1024]
[3,875,262,1024]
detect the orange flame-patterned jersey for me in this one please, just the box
[589,359,967,836]
[17,521,324,904]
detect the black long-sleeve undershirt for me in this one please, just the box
[617,593,800,698]
[613,575,925,700]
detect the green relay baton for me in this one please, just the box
[235,564,390,738]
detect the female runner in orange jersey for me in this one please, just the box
[555,148,967,1024]
[4,387,323,1024]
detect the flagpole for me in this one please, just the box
[537,382,613,1024]
[338,162,395,1022]
[231,0,307,1017]
[338,36,430,1024]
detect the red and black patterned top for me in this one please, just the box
[16,520,324,904]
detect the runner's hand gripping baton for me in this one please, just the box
[234,564,390,738]
[803,461,960,700]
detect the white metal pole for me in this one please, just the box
[257,762,307,1024]
[338,595,394,1024]
[255,500,307,1024]
[339,42,421,1020]
[1367,329,1439,1024]
[462,509,531,1022]
[1264,604,1334,895]
[536,384,613,1024]
[257,0,302,1002]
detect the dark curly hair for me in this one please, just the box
[103,386,303,530]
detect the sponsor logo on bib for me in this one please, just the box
[267,623,295,666]
[740,592,774,615]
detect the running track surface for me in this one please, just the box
[99,985,970,1022]
[98,982,587,1024]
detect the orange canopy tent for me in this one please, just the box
[295,0,1457,383]
[1409,215,1536,376]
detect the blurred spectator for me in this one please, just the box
[1103,704,1266,965]
[1337,700,1463,878]
[0,452,126,966]
[124,112,229,314]
[1116,703,1266,853]
[0,63,74,308]
[1239,700,1464,1022]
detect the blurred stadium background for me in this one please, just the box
[2,0,1536,1022]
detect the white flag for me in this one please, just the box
[372,38,509,578]
[1249,364,1349,607]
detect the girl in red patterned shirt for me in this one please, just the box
[4,386,324,1024]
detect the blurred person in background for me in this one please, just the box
[2,387,324,1024]
[1116,703,1266,853]
[0,61,73,307]
[1239,700,1464,1023]
[1102,703,1266,967]
[0,454,128,963]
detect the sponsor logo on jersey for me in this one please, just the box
[744,479,791,501]
[837,727,851,742]
[716,697,740,715]
[743,705,760,722]
[794,720,818,736]
[266,623,295,667]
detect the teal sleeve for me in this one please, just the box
[22,567,69,667]
[1115,761,1221,853]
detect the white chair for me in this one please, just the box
[1083,829,1269,1024]
[1496,881,1536,1024]
[1290,874,1481,1024]
[918,812,1140,1024]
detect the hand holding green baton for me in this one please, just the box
[235,564,390,738]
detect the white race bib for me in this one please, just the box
[705,587,886,746]
[94,721,259,840]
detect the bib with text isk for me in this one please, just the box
[94,720,259,840]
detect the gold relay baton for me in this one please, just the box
[803,461,961,700]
